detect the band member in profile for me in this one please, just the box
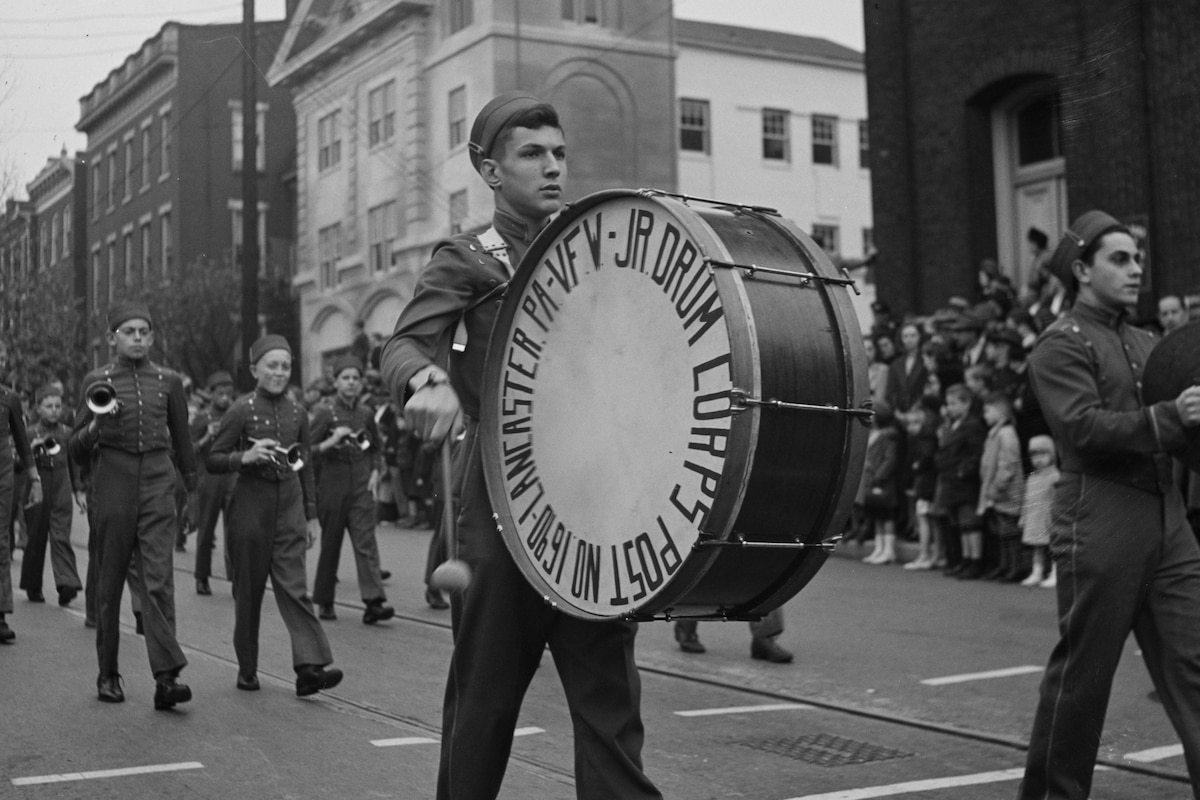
[311,355,394,624]
[70,301,195,709]
[0,339,39,644]
[206,334,342,697]
[19,383,83,606]
[193,371,237,596]
[382,92,662,800]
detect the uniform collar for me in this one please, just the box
[492,208,547,246]
[254,385,284,402]
[1074,296,1127,329]
[334,393,359,412]
[116,354,148,369]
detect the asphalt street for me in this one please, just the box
[2,506,1193,799]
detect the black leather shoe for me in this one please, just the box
[0,620,15,644]
[97,673,125,703]
[237,672,261,691]
[425,588,449,610]
[57,587,78,606]
[318,604,337,621]
[154,675,192,710]
[296,665,344,697]
[196,579,212,596]
[380,569,392,580]
[674,621,706,654]
[751,637,794,664]
[362,600,395,624]
[84,617,97,629]
[27,589,45,603]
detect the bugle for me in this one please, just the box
[86,381,121,415]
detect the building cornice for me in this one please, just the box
[77,24,180,133]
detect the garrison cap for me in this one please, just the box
[1048,210,1129,287]
[330,354,363,378]
[206,371,234,390]
[107,300,153,331]
[468,91,544,172]
[35,383,62,403]
[249,334,291,365]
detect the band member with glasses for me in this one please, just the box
[71,300,196,709]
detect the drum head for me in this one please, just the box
[479,189,866,620]
[1145,321,1200,471]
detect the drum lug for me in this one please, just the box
[708,258,858,292]
[695,533,843,552]
[730,389,875,425]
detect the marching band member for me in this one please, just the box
[0,339,39,644]
[205,334,343,696]
[193,371,237,596]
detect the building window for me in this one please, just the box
[141,222,152,281]
[318,110,342,171]
[367,201,400,273]
[63,207,72,258]
[679,98,710,154]
[762,108,790,162]
[811,224,840,255]
[107,149,117,209]
[811,114,837,166]
[160,211,173,278]
[368,81,396,147]
[141,126,152,189]
[160,112,171,177]
[91,248,101,309]
[92,161,103,218]
[858,119,870,170]
[123,230,133,289]
[449,190,467,234]
[106,241,116,303]
[448,86,467,150]
[40,225,49,267]
[122,138,133,200]
[230,200,269,270]
[562,0,603,24]
[318,223,342,288]
[448,0,472,33]
[231,102,267,172]
[50,213,60,264]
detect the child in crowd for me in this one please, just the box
[977,392,1025,581]
[1020,434,1059,588]
[860,401,901,565]
[903,397,941,570]
[19,384,83,606]
[933,383,987,578]
[964,363,994,415]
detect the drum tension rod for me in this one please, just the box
[636,188,781,216]
[730,389,876,422]
[708,259,859,293]
[696,533,843,552]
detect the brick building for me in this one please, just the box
[76,20,298,369]
[25,149,89,330]
[864,0,1200,319]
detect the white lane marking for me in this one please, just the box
[1125,744,1184,763]
[12,761,204,786]
[371,737,438,747]
[513,727,544,737]
[783,766,1110,800]
[920,665,1044,686]
[675,703,812,717]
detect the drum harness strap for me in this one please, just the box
[452,226,511,353]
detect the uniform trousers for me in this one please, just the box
[19,468,81,595]
[194,469,235,582]
[93,448,186,677]
[313,464,385,605]
[1019,474,1200,800]
[438,420,661,800]
[0,458,14,614]
[227,473,331,672]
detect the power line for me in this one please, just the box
[0,5,241,24]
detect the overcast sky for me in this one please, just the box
[0,0,864,197]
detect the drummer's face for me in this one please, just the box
[488,125,567,225]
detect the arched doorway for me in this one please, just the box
[992,80,1067,294]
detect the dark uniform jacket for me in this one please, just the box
[30,421,79,494]
[1028,298,1184,494]
[310,395,382,476]
[1,387,33,471]
[70,358,197,490]
[205,387,318,520]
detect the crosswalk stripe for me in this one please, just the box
[920,665,1043,686]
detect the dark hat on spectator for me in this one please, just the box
[949,313,984,332]
[331,355,363,378]
[1048,210,1129,288]
[206,371,234,390]
[34,383,62,403]
[107,300,153,331]
[988,327,1025,351]
[249,334,291,365]
[468,91,544,172]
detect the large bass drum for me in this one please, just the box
[479,189,869,622]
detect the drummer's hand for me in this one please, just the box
[1176,385,1200,427]
[405,380,463,445]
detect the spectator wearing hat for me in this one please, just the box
[1158,294,1188,336]
[310,355,394,625]
[192,371,237,596]
[70,301,195,708]
[205,334,343,697]
[19,383,83,606]
[985,328,1024,402]
[952,314,987,369]
[0,339,38,643]
[1018,210,1200,798]
[382,91,661,800]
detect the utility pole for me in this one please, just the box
[240,0,260,389]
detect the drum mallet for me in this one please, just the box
[430,435,472,593]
